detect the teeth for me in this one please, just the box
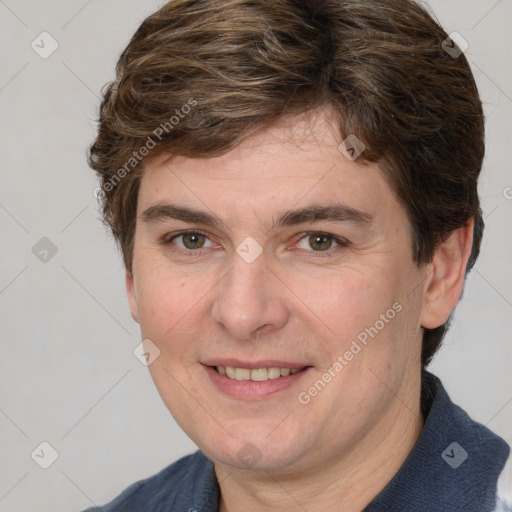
[250,368,268,381]
[235,368,251,381]
[216,365,303,381]
[268,367,281,379]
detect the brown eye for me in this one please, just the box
[167,231,214,251]
[294,232,348,254]
[308,233,334,251]
[181,232,206,249]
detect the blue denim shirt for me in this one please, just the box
[84,372,510,511]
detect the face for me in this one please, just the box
[126,109,429,474]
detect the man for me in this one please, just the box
[85,0,510,510]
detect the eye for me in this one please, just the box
[166,230,216,252]
[295,232,348,253]
[162,230,348,257]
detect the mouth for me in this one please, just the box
[203,361,313,399]
[214,365,305,381]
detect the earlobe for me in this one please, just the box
[125,270,140,324]
[420,219,474,329]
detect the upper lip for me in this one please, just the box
[202,359,310,370]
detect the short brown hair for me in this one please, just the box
[88,0,484,366]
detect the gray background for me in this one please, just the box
[0,1,510,510]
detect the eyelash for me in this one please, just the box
[161,230,350,257]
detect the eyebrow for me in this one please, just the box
[140,202,373,230]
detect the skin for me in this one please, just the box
[126,107,474,511]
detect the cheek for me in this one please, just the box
[291,264,398,342]
[308,262,422,372]
[133,261,221,368]
[134,264,193,339]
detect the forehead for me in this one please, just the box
[137,109,400,228]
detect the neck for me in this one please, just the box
[215,370,424,512]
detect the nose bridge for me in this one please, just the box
[212,252,288,340]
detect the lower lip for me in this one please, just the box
[204,365,312,400]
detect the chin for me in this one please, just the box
[194,421,310,471]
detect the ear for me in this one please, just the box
[420,219,474,329]
[125,269,140,324]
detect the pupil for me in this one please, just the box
[310,234,331,251]
[184,233,204,249]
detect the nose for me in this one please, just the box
[211,252,290,340]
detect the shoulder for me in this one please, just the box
[82,450,217,512]
[494,451,512,511]
[366,372,510,511]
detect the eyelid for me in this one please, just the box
[162,229,349,255]
[164,229,213,248]
[292,231,350,253]
[165,228,208,241]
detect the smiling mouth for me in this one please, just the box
[214,365,308,382]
